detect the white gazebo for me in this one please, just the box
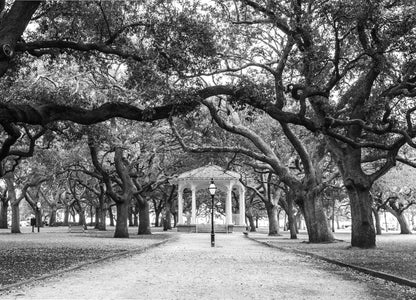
[170,164,246,232]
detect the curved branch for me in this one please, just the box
[280,122,313,176]
[0,86,238,126]
[0,123,21,161]
[169,117,271,164]
[240,0,292,35]
[16,40,145,61]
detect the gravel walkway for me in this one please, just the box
[6,233,379,299]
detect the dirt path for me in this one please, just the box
[7,233,377,299]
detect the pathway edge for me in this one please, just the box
[244,233,416,289]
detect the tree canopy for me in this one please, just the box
[0,0,415,247]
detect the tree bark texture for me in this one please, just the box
[63,207,69,226]
[97,206,107,231]
[0,1,41,77]
[164,206,172,230]
[246,207,256,232]
[114,201,129,238]
[128,206,134,226]
[11,203,20,233]
[49,205,57,227]
[35,208,42,228]
[298,191,334,243]
[0,198,8,228]
[372,207,382,235]
[138,198,151,235]
[94,207,100,229]
[330,144,377,248]
[387,207,412,234]
[5,176,20,233]
[108,207,115,226]
[345,185,376,248]
[97,194,107,230]
[287,208,297,240]
[265,203,280,236]
[154,210,160,227]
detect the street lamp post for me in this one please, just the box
[36,202,41,233]
[208,178,217,247]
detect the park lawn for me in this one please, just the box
[0,226,172,288]
[249,230,416,282]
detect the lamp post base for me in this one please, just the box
[211,233,215,247]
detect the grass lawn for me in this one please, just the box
[248,228,416,283]
[0,226,173,288]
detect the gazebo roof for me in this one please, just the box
[172,164,241,183]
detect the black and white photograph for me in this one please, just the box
[0,0,415,299]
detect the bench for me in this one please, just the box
[68,225,85,233]
[196,224,234,233]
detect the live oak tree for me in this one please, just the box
[246,172,282,236]
[373,188,414,234]
[168,0,415,248]
[171,103,336,243]
[87,125,136,238]
[373,165,416,234]
[211,0,415,248]
[3,168,48,233]
[0,1,415,249]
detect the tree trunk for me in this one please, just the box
[114,201,129,238]
[372,207,382,235]
[387,208,412,234]
[164,210,172,230]
[246,207,256,232]
[97,206,107,231]
[95,207,100,229]
[329,144,377,248]
[35,208,42,228]
[97,194,107,230]
[286,210,297,240]
[298,192,334,243]
[154,211,160,227]
[11,203,20,233]
[296,213,302,232]
[128,206,134,227]
[248,216,256,232]
[0,199,8,229]
[284,192,297,239]
[49,205,57,227]
[138,198,151,235]
[265,203,280,236]
[163,208,172,231]
[108,206,115,226]
[0,2,41,77]
[133,212,138,227]
[164,199,172,230]
[63,206,69,226]
[172,212,177,228]
[345,185,376,248]
[283,212,287,231]
[288,212,297,239]
[78,210,86,228]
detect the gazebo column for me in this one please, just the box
[191,184,196,224]
[226,183,232,225]
[178,184,184,224]
[239,186,246,226]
